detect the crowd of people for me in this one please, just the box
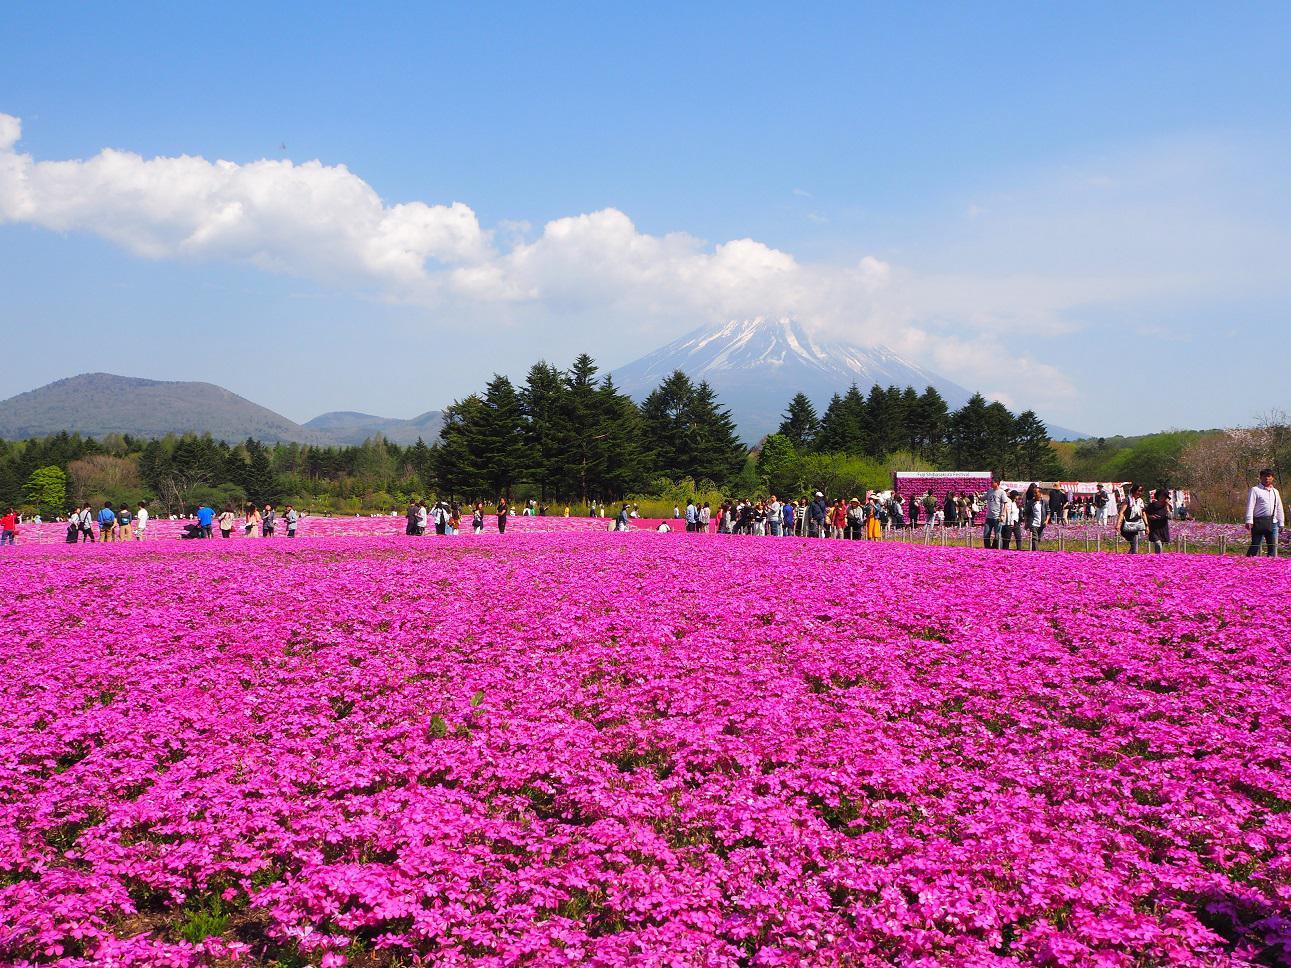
[184,502,300,539]
[0,472,1282,558]
[639,470,1284,558]
[61,501,151,542]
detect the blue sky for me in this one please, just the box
[1,3,1288,435]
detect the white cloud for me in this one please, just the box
[0,112,1099,409]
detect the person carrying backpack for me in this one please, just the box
[98,502,117,542]
[1093,484,1111,526]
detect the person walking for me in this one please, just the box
[98,502,118,542]
[0,507,17,546]
[218,505,236,538]
[1244,468,1284,557]
[1093,484,1111,526]
[497,498,509,534]
[1146,488,1171,554]
[1117,484,1148,554]
[1024,483,1049,550]
[134,501,149,540]
[982,479,1008,549]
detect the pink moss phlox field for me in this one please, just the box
[1,528,1289,966]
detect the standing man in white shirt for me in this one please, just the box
[1245,468,1284,558]
[134,501,149,540]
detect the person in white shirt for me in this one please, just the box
[1245,468,1285,558]
[134,502,149,539]
[1001,490,1022,549]
[1117,483,1148,554]
[767,496,782,537]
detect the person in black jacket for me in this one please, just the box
[1146,488,1171,553]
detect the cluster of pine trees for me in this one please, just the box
[433,356,745,504]
[775,387,1062,479]
[0,352,1063,515]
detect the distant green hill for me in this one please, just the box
[303,409,443,445]
[0,373,328,443]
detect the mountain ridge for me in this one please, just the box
[0,373,332,444]
[610,317,1084,442]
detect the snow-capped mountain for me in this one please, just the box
[611,317,976,442]
[612,317,1086,443]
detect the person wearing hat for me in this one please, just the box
[1245,468,1284,557]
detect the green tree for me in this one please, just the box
[521,361,568,501]
[476,375,528,499]
[813,393,849,453]
[1012,411,1062,480]
[240,440,278,505]
[687,381,746,485]
[640,371,697,479]
[559,354,609,504]
[596,375,646,501]
[23,465,68,517]
[948,393,992,469]
[433,395,487,498]
[777,393,820,451]
[912,387,950,464]
[756,433,801,497]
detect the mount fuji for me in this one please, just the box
[610,317,1083,443]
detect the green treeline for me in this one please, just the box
[0,353,1068,515]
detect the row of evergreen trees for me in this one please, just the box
[777,387,1061,480]
[433,356,745,503]
[0,352,1061,513]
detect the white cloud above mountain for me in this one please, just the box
[12,112,1247,411]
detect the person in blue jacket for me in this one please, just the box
[97,502,117,542]
[807,491,828,537]
[196,502,216,538]
[781,500,795,537]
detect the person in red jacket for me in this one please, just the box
[0,507,17,546]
